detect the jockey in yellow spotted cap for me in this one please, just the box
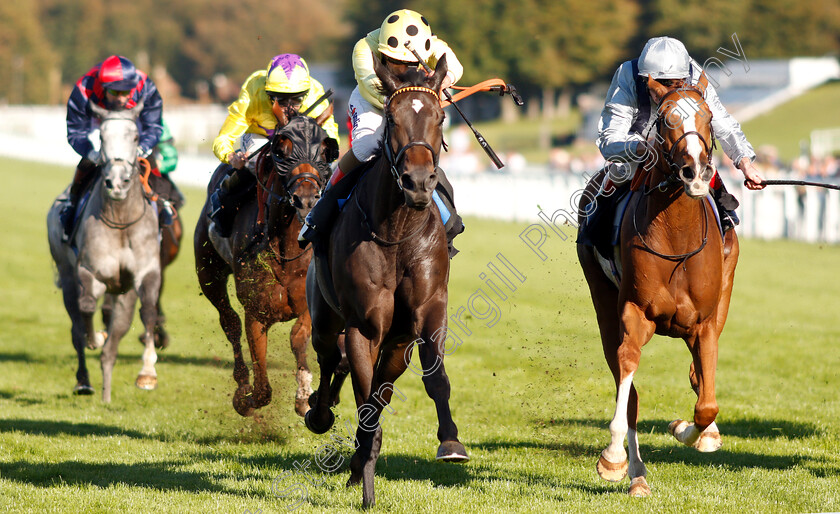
[299,9,466,257]
[209,54,339,237]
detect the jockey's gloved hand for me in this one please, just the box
[139,146,152,159]
[86,149,101,164]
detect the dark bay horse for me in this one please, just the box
[194,116,339,417]
[305,54,467,508]
[47,101,162,402]
[577,74,739,496]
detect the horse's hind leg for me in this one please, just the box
[290,310,313,417]
[195,230,246,413]
[135,270,161,391]
[154,219,182,350]
[61,277,93,394]
[100,291,137,403]
[303,298,344,434]
[414,299,468,463]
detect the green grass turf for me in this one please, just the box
[0,157,839,512]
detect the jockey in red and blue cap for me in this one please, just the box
[61,55,164,242]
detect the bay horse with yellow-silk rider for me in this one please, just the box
[577,73,739,496]
[194,115,342,417]
[305,54,467,509]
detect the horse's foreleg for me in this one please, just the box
[600,303,654,495]
[290,310,313,417]
[343,324,381,493]
[688,361,722,452]
[243,313,271,411]
[77,267,106,351]
[671,329,720,450]
[413,299,468,463]
[100,291,137,403]
[134,271,161,392]
[349,337,409,509]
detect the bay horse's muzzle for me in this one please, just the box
[400,167,438,209]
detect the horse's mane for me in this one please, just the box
[377,66,431,97]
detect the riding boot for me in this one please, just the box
[298,163,367,248]
[713,177,740,233]
[209,167,255,238]
[435,169,465,259]
[60,158,98,243]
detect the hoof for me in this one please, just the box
[596,452,628,482]
[233,386,255,417]
[88,331,107,350]
[695,431,723,453]
[628,476,651,497]
[436,440,469,462]
[295,395,311,417]
[73,383,94,395]
[304,408,335,434]
[668,419,688,436]
[135,375,157,390]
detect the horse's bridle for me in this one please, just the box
[254,138,328,220]
[383,86,442,191]
[645,87,716,188]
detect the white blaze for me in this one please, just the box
[412,99,424,113]
[675,97,703,163]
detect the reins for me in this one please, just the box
[632,86,714,265]
[354,190,432,246]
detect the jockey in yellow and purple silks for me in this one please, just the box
[209,53,339,237]
[298,9,466,258]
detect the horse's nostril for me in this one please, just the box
[105,179,113,189]
[681,166,695,180]
[400,175,414,191]
[292,194,303,208]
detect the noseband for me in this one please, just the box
[383,86,441,191]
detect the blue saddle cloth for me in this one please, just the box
[337,184,450,225]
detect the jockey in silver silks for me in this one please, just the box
[597,36,765,231]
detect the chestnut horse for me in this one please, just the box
[577,74,739,496]
[305,55,467,508]
[194,116,338,417]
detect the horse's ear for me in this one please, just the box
[373,50,400,96]
[128,99,145,119]
[89,101,109,119]
[696,71,709,96]
[646,75,670,104]
[428,54,448,93]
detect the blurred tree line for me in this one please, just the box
[1,0,839,111]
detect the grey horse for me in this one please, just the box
[47,101,162,402]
